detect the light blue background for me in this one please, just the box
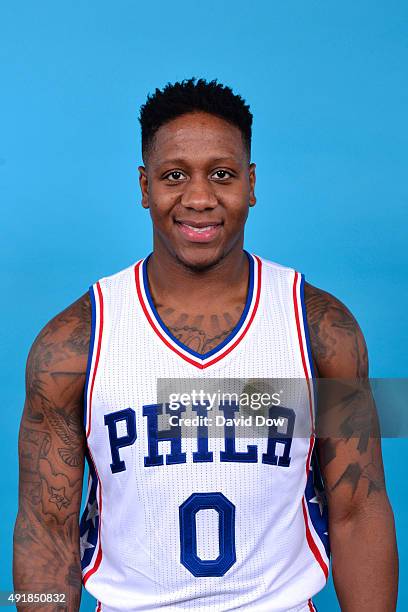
[1,1,407,610]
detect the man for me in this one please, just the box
[14,78,398,611]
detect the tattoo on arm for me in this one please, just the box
[305,283,386,510]
[14,294,91,611]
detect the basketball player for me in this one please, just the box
[14,79,398,611]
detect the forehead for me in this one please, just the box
[148,112,246,164]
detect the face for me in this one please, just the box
[139,112,256,270]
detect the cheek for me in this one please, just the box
[227,178,250,202]
[148,187,176,217]
[223,188,251,223]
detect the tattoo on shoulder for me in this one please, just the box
[304,283,368,377]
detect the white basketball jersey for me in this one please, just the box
[80,252,330,612]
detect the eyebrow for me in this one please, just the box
[155,156,241,167]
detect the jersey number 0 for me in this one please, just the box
[179,492,236,577]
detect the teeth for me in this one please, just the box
[183,224,216,233]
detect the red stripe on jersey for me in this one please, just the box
[294,271,328,579]
[292,271,315,472]
[86,282,104,438]
[203,255,262,368]
[134,261,201,367]
[302,497,329,580]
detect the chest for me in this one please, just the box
[155,302,245,354]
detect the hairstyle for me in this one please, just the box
[139,77,253,160]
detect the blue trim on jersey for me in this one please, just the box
[141,251,255,360]
[83,286,97,429]
[305,450,330,559]
[79,450,100,571]
[299,274,319,414]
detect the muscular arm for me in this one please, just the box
[305,283,398,611]
[13,294,91,611]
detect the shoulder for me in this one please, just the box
[26,293,92,408]
[97,260,142,286]
[256,255,294,275]
[304,282,368,377]
[29,292,91,358]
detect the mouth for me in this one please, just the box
[174,220,223,243]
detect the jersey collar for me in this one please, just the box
[134,251,262,369]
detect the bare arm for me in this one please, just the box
[305,282,398,611]
[13,293,91,611]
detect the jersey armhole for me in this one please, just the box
[292,270,318,446]
[83,283,104,436]
[299,273,317,379]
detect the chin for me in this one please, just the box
[174,244,225,271]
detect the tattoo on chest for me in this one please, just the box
[157,306,243,353]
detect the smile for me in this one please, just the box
[175,221,223,243]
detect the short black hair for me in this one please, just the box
[139,77,253,160]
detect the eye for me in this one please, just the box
[164,170,186,181]
[211,169,232,180]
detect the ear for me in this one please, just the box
[249,163,256,207]
[138,166,149,209]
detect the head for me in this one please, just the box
[138,78,256,270]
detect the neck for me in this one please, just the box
[146,244,249,309]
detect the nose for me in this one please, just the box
[180,176,218,211]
